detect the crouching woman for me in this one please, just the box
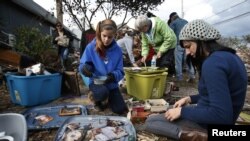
[79,19,127,115]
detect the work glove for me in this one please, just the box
[81,62,94,77]
[104,73,115,84]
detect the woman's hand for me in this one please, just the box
[165,107,181,121]
[141,56,147,63]
[157,52,162,59]
[173,96,191,108]
[55,36,60,41]
[132,63,138,67]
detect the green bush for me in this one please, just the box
[14,26,54,63]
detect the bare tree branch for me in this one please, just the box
[62,0,165,31]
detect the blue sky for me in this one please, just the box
[34,0,250,37]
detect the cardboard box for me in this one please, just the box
[146,99,169,112]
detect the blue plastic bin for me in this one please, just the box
[22,104,88,130]
[5,73,62,106]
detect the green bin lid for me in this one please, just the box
[124,67,167,75]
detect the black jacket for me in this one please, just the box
[52,28,73,55]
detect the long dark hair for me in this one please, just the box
[95,19,117,58]
[186,40,236,78]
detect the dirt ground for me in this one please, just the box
[0,72,249,141]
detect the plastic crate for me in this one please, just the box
[125,71,167,100]
[5,73,62,106]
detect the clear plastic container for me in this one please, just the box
[151,55,156,68]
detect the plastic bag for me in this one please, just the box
[57,35,69,47]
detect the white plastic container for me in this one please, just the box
[146,99,169,112]
[93,76,107,85]
[0,113,27,141]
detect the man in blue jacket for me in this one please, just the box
[169,12,195,82]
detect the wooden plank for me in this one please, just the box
[62,71,80,96]
[0,48,21,67]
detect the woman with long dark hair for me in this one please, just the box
[53,21,72,70]
[144,19,247,141]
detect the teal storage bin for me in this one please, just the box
[80,73,90,88]
[5,73,62,106]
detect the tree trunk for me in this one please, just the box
[56,0,63,23]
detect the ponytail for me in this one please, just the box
[96,21,105,58]
[95,19,117,58]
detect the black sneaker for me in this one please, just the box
[94,101,107,111]
[94,102,104,111]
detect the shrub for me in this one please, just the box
[14,26,55,64]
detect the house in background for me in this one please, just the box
[0,0,79,48]
[0,0,80,67]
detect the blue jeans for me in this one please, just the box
[174,45,195,80]
[89,84,127,114]
[59,47,69,60]
[59,47,69,68]
[145,114,205,140]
